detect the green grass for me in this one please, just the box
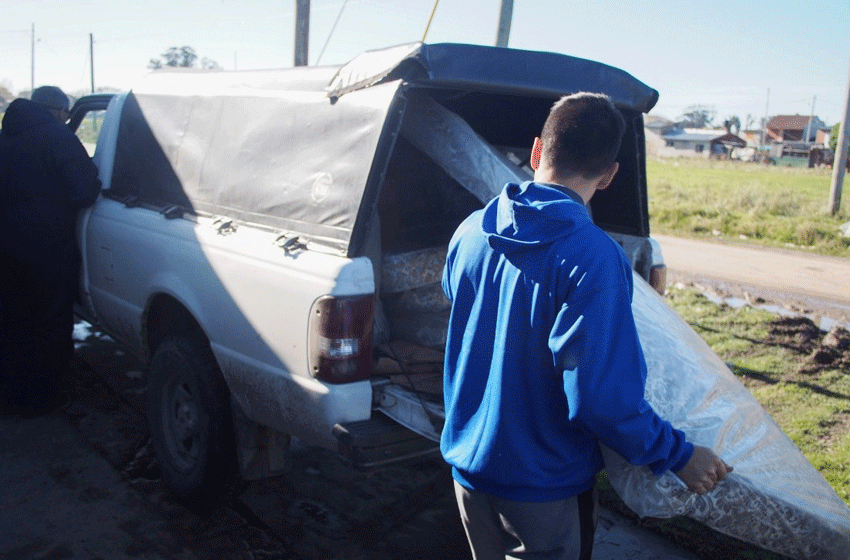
[74,111,107,145]
[665,286,850,506]
[647,158,850,256]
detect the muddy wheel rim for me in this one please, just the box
[161,374,202,473]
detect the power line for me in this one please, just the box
[316,0,349,65]
[92,31,180,43]
[422,0,440,42]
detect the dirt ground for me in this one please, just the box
[2,320,715,560]
[657,234,850,331]
[667,269,850,376]
[767,316,850,375]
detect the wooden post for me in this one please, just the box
[829,61,850,215]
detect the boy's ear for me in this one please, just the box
[530,137,542,171]
[596,162,619,191]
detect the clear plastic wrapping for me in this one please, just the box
[602,275,850,559]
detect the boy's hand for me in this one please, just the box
[674,445,733,495]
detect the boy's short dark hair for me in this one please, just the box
[540,92,625,179]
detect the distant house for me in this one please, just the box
[766,114,826,143]
[658,128,746,158]
[643,115,678,156]
[739,129,764,147]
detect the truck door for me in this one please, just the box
[68,94,116,319]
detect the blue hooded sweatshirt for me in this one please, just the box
[441,181,693,502]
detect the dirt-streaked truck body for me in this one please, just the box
[70,42,666,503]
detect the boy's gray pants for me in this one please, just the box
[454,481,597,560]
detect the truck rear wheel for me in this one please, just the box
[147,332,237,505]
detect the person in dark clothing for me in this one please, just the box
[441,93,732,560]
[0,86,101,418]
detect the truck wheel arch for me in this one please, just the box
[146,331,238,504]
[144,293,204,359]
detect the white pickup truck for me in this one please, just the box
[68,42,667,504]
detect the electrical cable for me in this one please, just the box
[316,0,350,65]
[383,342,444,436]
[422,0,440,42]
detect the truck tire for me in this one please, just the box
[147,332,237,505]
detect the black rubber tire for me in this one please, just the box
[146,332,237,505]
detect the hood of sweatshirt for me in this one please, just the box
[1,98,57,137]
[482,181,592,254]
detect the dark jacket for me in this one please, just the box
[0,98,100,265]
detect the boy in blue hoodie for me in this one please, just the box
[441,93,732,560]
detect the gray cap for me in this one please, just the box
[31,85,70,111]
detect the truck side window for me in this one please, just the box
[74,110,107,157]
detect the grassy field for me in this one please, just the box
[646,158,850,256]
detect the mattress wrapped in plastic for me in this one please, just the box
[602,274,850,559]
[381,247,451,350]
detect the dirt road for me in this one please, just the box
[655,234,850,326]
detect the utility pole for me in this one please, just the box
[804,95,816,143]
[829,61,850,215]
[31,23,35,92]
[90,33,95,93]
[295,0,309,67]
[761,88,770,146]
[496,0,513,47]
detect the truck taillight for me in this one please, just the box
[308,294,374,383]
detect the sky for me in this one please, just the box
[2,0,849,126]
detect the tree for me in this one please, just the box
[0,81,15,101]
[677,105,716,128]
[723,115,741,135]
[149,46,219,70]
[830,122,840,153]
[200,57,222,71]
